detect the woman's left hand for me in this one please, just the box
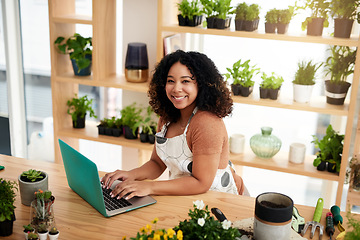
[111,180,153,200]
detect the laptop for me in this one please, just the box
[58,139,157,217]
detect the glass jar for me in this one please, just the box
[30,199,55,230]
[250,127,282,158]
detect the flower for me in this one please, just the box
[193,200,204,210]
[197,218,205,227]
[222,219,232,230]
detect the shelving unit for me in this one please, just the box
[48,0,360,207]
[156,0,360,206]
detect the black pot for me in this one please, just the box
[327,162,337,173]
[277,23,289,34]
[0,212,15,237]
[231,84,241,96]
[307,18,324,36]
[265,22,276,33]
[178,14,187,26]
[208,17,231,29]
[104,127,113,136]
[235,19,244,31]
[240,85,253,97]
[334,18,354,38]
[73,114,86,128]
[112,128,122,137]
[123,125,138,139]
[317,161,327,171]
[140,132,149,143]
[325,80,351,105]
[148,134,155,144]
[259,87,269,99]
[269,88,280,100]
[97,125,106,135]
[188,15,202,27]
[206,17,216,28]
[243,19,259,31]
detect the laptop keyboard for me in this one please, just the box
[102,188,132,211]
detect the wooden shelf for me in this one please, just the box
[160,24,360,47]
[52,15,92,25]
[57,122,154,151]
[230,151,340,181]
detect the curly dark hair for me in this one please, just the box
[148,50,233,123]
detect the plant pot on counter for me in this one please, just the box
[325,80,351,105]
[207,17,231,29]
[265,22,276,33]
[18,172,48,206]
[334,18,354,38]
[277,23,289,34]
[123,125,138,139]
[70,54,92,76]
[0,212,15,237]
[306,18,325,36]
[293,83,315,103]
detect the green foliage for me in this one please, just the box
[293,60,322,85]
[344,212,360,239]
[278,6,296,24]
[0,178,17,222]
[265,9,279,24]
[27,232,39,240]
[135,106,158,135]
[234,2,247,20]
[67,94,97,126]
[37,223,48,233]
[54,33,92,72]
[49,226,59,235]
[33,189,54,224]
[234,2,260,21]
[224,59,260,87]
[324,46,356,84]
[174,200,241,239]
[214,0,233,19]
[200,0,217,17]
[120,103,143,135]
[177,0,202,20]
[260,72,284,89]
[330,0,360,20]
[312,124,344,172]
[21,169,44,182]
[23,223,35,232]
[299,0,331,30]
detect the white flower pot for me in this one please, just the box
[49,231,60,240]
[293,83,314,103]
[38,231,48,240]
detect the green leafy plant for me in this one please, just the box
[54,33,92,73]
[37,223,48,234]
[324,46,356,84]
[0,178,18,222]
[27,232,39,240]
[330,0,360,20]
[224,59,260,87]
[312,124,344,172]
[174,200,241,239]
[278,6,296,24]
[21,169,44,182]
[245,3,260,21]
[67,94,97,127]
[299,0,331,30]
[260,72,284,89]
[135,106,158,135]
[265,8,279,24]
[120,103,143,135]
[293,60,322,85]
[214,0,233,20]
[23,223,35,233]
[344,212,360,239]
[177,0,202,20]
[200,0,216,18]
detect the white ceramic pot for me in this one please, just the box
[49,231,60,240]
[293,83,314,103]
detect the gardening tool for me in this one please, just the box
[292,206,305,233]
[301,198,324,240]
[330,205,345,232]
[325,212,335,240]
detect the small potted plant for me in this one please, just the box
[299,0,330,36]
[292,60,322,103]
[344,212,360,239]
[330,0,360,38]
[312,124,344,173]
[323,45,356,105]
[30,189,55,230]
[347,156,360,191]
[54,33,92,76]
[204,0,233,29]
[27,232,39,240]
[48,226,60,240]
[277,6,295,34]
[18,169,48,206]
[264,8,279,33]
[224,59,260,97]
[120,103,143,139]
[177,0,203,27]
[37,223,49,240]
[0,178,17,237]
[243,3,260,31]
[135,106,158,144]
[23,223,35,239]
[259,72,284,100]
[67,94,97,128]
[200,0,216,27]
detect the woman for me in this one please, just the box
[102,50,248,199]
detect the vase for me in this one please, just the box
[30,199,55,231]
[250,127,282,158]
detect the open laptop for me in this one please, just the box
[58,139,157,217]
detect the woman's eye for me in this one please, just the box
[166,79,174,83]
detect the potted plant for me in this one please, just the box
[120,103,143,139]
[177,0,203,27]
[234,2,247,30]
[347,156,360,191]
[48,226,60,240]
[30,189,55,229]
[212,0,233,29]
[259,72,284,100]
[54,33,92,76]
[323,45,356,105]
[264,8,279,33]
[299,0,330,36]
[330,0,360,38]
[277,6,295,34]
[0,178,17,237]
[23,223,35,239]
[37,222,49,240]
[344,212,360,239]
[243,3,260,31]
[27,232,39,240]
[200,0,216,27]
[135,106,158,144]
[67,94,97,128]
[312,124,344,173]
[224,59,260,97]
[18,169,48,206]
[292,60,322,103]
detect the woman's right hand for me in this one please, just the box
[101,170,134,189]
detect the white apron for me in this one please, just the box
[155,108,239,195]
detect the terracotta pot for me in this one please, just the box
[334,18,354,38]
[265,22,276,33]
[307,18,324,36]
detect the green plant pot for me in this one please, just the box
[334,18,353,38]
[250,127,282,159]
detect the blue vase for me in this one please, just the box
[250,127,281,158]
[70,54,92,76]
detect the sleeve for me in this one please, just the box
[187,111,226,155]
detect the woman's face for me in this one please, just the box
[165,62,198,111]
